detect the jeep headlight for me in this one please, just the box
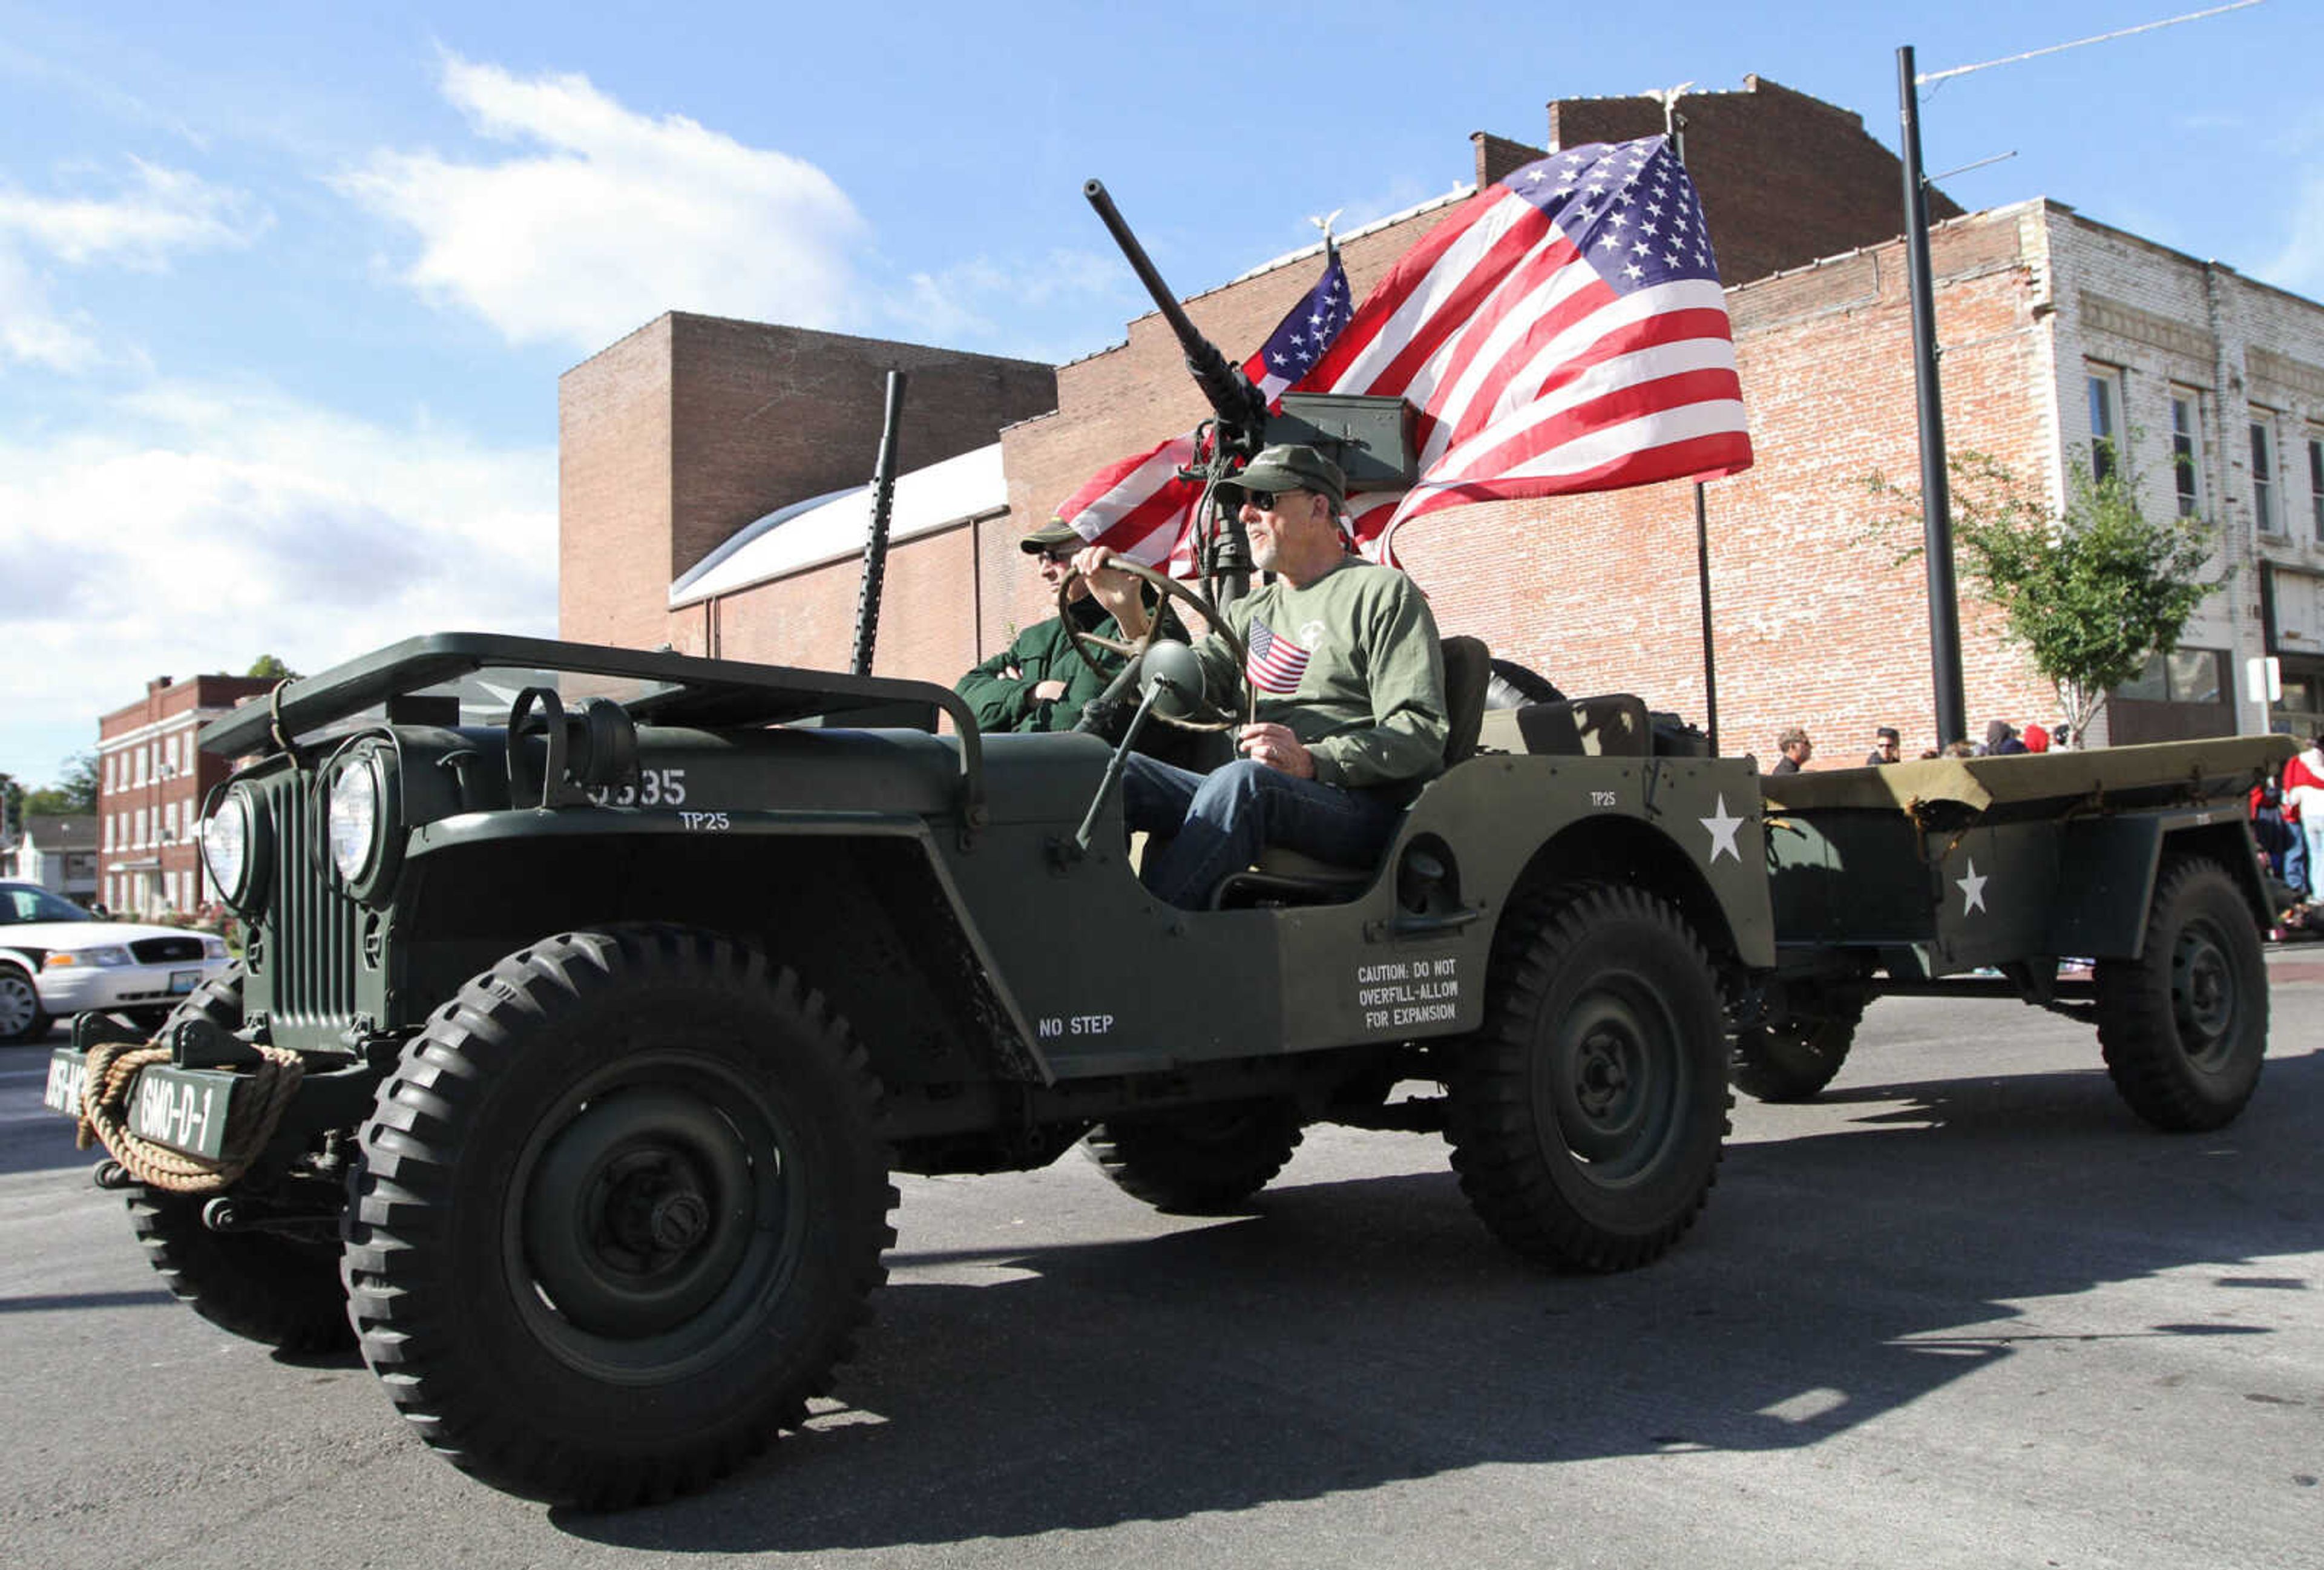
[200,787,266,914]
[328,758,383,882]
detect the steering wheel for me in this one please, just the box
[1057,558,1252,732]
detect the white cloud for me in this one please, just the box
[0,157,257,266]
[0,381,555,778]
[340,56,869,348]
[0,158,260,372]
[2263,174,2324,299]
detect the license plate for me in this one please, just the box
[42,1049,87,1115]
[126,1065,237,1160]
[169,969,200,995]
[44,1049,237,1160]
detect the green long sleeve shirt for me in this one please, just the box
[1191,558,1448,795]
[954,597,1128,734]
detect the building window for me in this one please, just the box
[2118,647,2228,705]
[2253,417,2280,534]
[2171,391,2205,518]
[164,801,178,842]
[103,754,115,793]
[2309,432,2324,544]
[2088,368,2123,482]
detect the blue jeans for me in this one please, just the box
[2303,818,2324,900]
[1122,754,1406,908]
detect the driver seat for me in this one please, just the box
[1210,636,1490,909]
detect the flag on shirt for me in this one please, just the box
[1317,136,1751,561]
[1053,241,1351,567]
[1244,617,1311,694]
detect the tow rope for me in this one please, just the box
[74,1037,306,1194]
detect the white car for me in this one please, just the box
[0,882,234,1044]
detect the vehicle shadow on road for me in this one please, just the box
[554,1047,2323,1551]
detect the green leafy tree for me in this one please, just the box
[22,752,99,817]
[246,653,301,682]
[1871,450,2217,744]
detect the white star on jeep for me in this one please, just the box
[1700,795,1743,863]
[1957,858,1989,915]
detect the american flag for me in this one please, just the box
[1244,617,1311,694]
[1319,136,1751,560]
[1057,136,1750,570]
[1053,241,1351,567]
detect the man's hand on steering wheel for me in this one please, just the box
[1056,547,1250,733]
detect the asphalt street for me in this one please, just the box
[2,959,2320,1569]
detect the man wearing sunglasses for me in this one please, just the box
[955,518,1139,734]
[1074,444,1448,909]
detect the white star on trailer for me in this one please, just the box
[1957,858,1989,915]
[1699,795,1744,864]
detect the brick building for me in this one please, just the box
[560,312,1057,661]
[556,77,2324,760]
[97,674,277,916]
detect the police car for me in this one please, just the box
[0,881,232,1043]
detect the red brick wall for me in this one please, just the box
[560,313,1056,654]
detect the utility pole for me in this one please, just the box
[1898,44,1968,748]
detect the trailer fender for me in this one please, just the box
[2047,809,2270,958]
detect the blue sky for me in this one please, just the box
[1,0,2315,789]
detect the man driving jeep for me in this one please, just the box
[1073,444,1448,908]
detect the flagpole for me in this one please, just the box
[1659,86,1720,754]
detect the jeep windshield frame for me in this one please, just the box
[197,631,986,821]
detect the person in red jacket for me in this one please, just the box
[2283,734,2324,898]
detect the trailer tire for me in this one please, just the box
[1447,883,1730,1270]
[122,964,356,1352]
[1087,1099,1304,1212]
[343,927,894,1509]
[2095,858,2267,1132]
[1731,994,1865,1103]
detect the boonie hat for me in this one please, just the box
[1020,517,1085,554]
[1231,444,1345,508]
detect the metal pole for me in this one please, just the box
[1666,96,1719,756]
[850,369,907,677]
[1695,482,1718,754]
[1899,45,1968,746]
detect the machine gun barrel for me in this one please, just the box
[1083,179,1266,439]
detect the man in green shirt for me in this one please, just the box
[1075,444,1449,908]
[954,519,1132,734]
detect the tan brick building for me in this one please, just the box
[556,77,2324,763]
[97,674,277,916]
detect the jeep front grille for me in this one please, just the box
[258,772,362,1031]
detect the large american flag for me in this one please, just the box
[1057,136,1750,569]
[1053,241,1351,568]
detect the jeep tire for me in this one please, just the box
[343,927,894,1509]
[123,965,356,1353]
[1447,883,1730,1270]
[1087,1098,1304,1212]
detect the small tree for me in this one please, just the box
[246,653,301,682]
[23,752,100,816]
[1871,450,2217,744]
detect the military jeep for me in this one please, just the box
[45,626,1765,1507]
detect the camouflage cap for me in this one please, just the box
[1020,517,1085,554]
[1232,444,1345,508]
